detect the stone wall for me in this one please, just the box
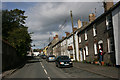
[2,40,20,71]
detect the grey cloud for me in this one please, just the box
[26,2,103,48]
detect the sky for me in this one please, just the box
[2,2,105,49]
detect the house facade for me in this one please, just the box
[52,40,61,57]
[61,37,68,56]
[46,1,120,66]
[67,34,74,60]
[77,1,120,65]
[47,42,53,56]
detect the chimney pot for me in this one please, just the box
[78,19,82,28]
[53,37,56,39]
[62,36,65,39]
[65,32,70,37]
[89,13,96,23]
[55,34,58,38]
[73,27,77,32]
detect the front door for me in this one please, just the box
[98,40,103,61]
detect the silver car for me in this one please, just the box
[46,55,56,62]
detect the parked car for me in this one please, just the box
[41,54,47,59]
[55,56,73,68]
[46,55,56,62]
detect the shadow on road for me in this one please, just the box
[25,56,41,64]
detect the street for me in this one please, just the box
[4,56,114,79]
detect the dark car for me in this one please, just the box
[55,56,73,68]
[46,55,56,62]
[41,54,47,59]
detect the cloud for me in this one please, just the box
[25,2,103,48]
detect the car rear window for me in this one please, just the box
[59,56,69,60]
[49,55,55,57]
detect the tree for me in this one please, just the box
[2,9,32,58]
[8,27,32,57]
[2,9,27,40]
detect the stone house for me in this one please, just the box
[47,42,52,55]
[52,40,61,57]
[77,1,120,65]
[60,36,68,56]
[47,34,59,56]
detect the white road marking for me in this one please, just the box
[40,62,45,68]
[40,61,51,79]
[42,65,44,68]
[44,69,48,75]
[40,62,43,66]
[48,77,51,80]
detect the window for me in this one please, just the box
[107,38,114,53]
[79,35,81,43]
[94,43,98,55]
[93,24,97,36]
[83,48,86,60]
[85,46,89,56]
[85,30,88,40]
[106,14,112,30]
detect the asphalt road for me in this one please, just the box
[5,56,112,79]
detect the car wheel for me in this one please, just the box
[56,64,58,67]
[58,64,61,68]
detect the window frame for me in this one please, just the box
[93,24,97,37]
[106,14,112,30]
[94,43,98,55]
[85,46,89,56]
[85,30,88,40]
[107,38,114,53]
[79,34,81,43]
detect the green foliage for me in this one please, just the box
[2,9,32,58]
[2,9,27,40]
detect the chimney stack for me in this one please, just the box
[53,37,56,39]
[78,19,82,28]
[73,27,77,32]
[55,34,58,38]
[103,1,113,12]
[65,32,70,37]
[82,21,88,26]
[62,36,65,39]
[89,13,96,23]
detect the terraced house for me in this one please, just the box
[77,1,120,66]
[47,1,120,66]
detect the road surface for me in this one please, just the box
[5,56,114,79]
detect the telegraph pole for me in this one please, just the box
[70,10,77,61]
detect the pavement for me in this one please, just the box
[73,62,119,79]
[1,61,26,78]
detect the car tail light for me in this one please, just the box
[60,62,64,64]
